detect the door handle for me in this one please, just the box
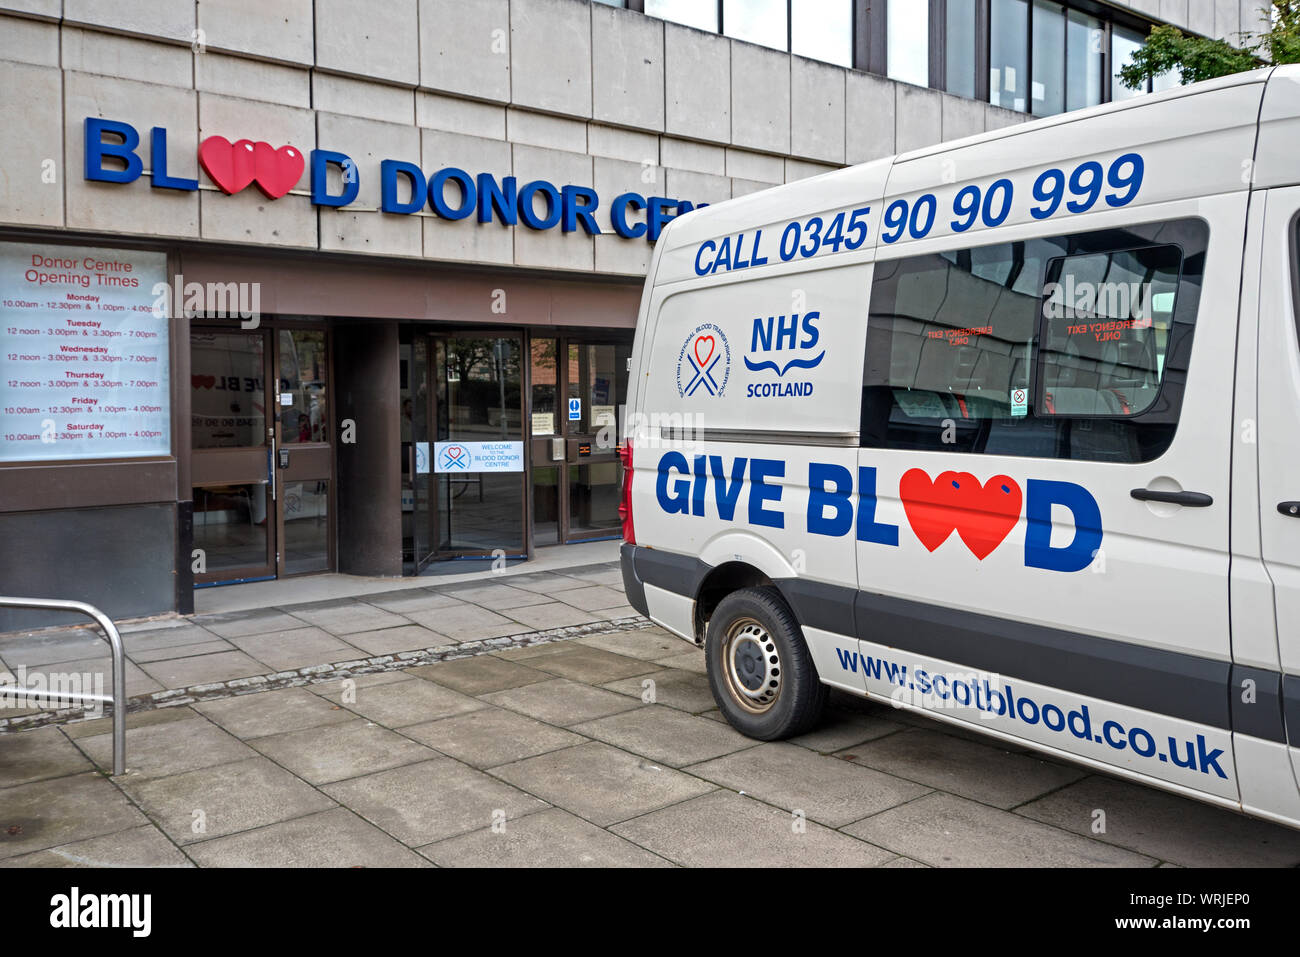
[1278,502,1300,518]
[1130,488,1213,507]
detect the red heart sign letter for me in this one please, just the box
[694,335,715,368]
[899,469,1023,560]
[198,136,257,194]
[252,141,304,199]
[899,468,960,553]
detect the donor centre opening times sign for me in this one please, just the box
[0,243,170,462]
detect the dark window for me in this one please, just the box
[860,218,1208,463]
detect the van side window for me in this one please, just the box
[860,219,1207,463]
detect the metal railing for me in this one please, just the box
[0,597,126,775]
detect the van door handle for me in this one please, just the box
[1130,488,1213,507]
[1278,502,1300,518]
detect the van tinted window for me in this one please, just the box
[860,220,1207,463]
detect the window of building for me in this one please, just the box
[888,0,931,86]
[990,0,1029,110]
[724,0,788,51]
[645,0,719,33]
[1066,9,1104,111]
[1030,0,1066,116]
[793,0,853,66]
[945,0,978,98]
[860,219,1207,463]
[1111,24,1146,100]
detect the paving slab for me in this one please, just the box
[323,756,549,846]
[504,572,594,593]
[137,650,266,689]
[0,629,110,668]
[685,741,931,827]
[405,655,550,696]
[310,670,412,697]
[611,790,895,867]
[491,741,716,826]
[442,582,554,609]
[77,715,257,780]
[1015,774,1300,867]
[279,603,410,637]
[789,706,907,753]
[121,756,335,846]
[523,644,660,684]
[229,626,362,671]
[129,639,235,664]
[571,704,757,767]
[840,727,1088,809]
[248,717,435,785]
[420,807,672,867]
[575,628,685,660]
[0,771,148,860]
[123,623,227,656]
[339,624,454,656]
[322,676,486,728]
[0,824,192,868]
[843,791,1157,867]
[19,655,162,698]
[197,610,311,639]
[62,704,198,740]
[194,686,355,740]
[602,668,718,713]
[362,590,466,614]
[0,727,92,787]
[403,603,526,640]
[482,678,642,726]
[552,585,631,612]
[185,807,431,867]
[652,649,707,674]
[503,602,602,631]
[402,706,584,768]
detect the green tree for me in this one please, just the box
[1117,2,1300,92]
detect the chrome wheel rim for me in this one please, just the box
[722,617,781,714]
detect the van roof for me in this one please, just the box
[656,64,1299,270]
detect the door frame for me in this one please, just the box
[423,328,530,561]
[190,318,336,584]
[190,323,276,584]
[524,331,631,548]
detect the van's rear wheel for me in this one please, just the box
[705,587,827,740]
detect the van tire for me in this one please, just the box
[704,587,827,740]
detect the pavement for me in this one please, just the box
[3,552,1300,867]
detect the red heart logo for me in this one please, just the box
[694,335,715,368]
[191,374,216,389]
[252,141,304,199]
[198,136,257,194]
[899,469,1022,560]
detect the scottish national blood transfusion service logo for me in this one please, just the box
[676,323,731,398]
[440,444,470,470]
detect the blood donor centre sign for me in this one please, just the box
[0,242,170,462]
[434,441,524,474]
[85,118,702,242]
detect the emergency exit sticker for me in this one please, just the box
[1011,388,1029,417]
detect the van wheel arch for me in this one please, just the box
[693,561,779,646]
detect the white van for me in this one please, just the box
[618,65,1300,830]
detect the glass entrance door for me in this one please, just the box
[413,333,526,559]
[191,324,333,585]
[528,335,630,545]
[191,328,275,583]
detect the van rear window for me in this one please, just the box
[860,219,1207,463]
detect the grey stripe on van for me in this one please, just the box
[655,428,860,448]
[624,544,1294,742]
